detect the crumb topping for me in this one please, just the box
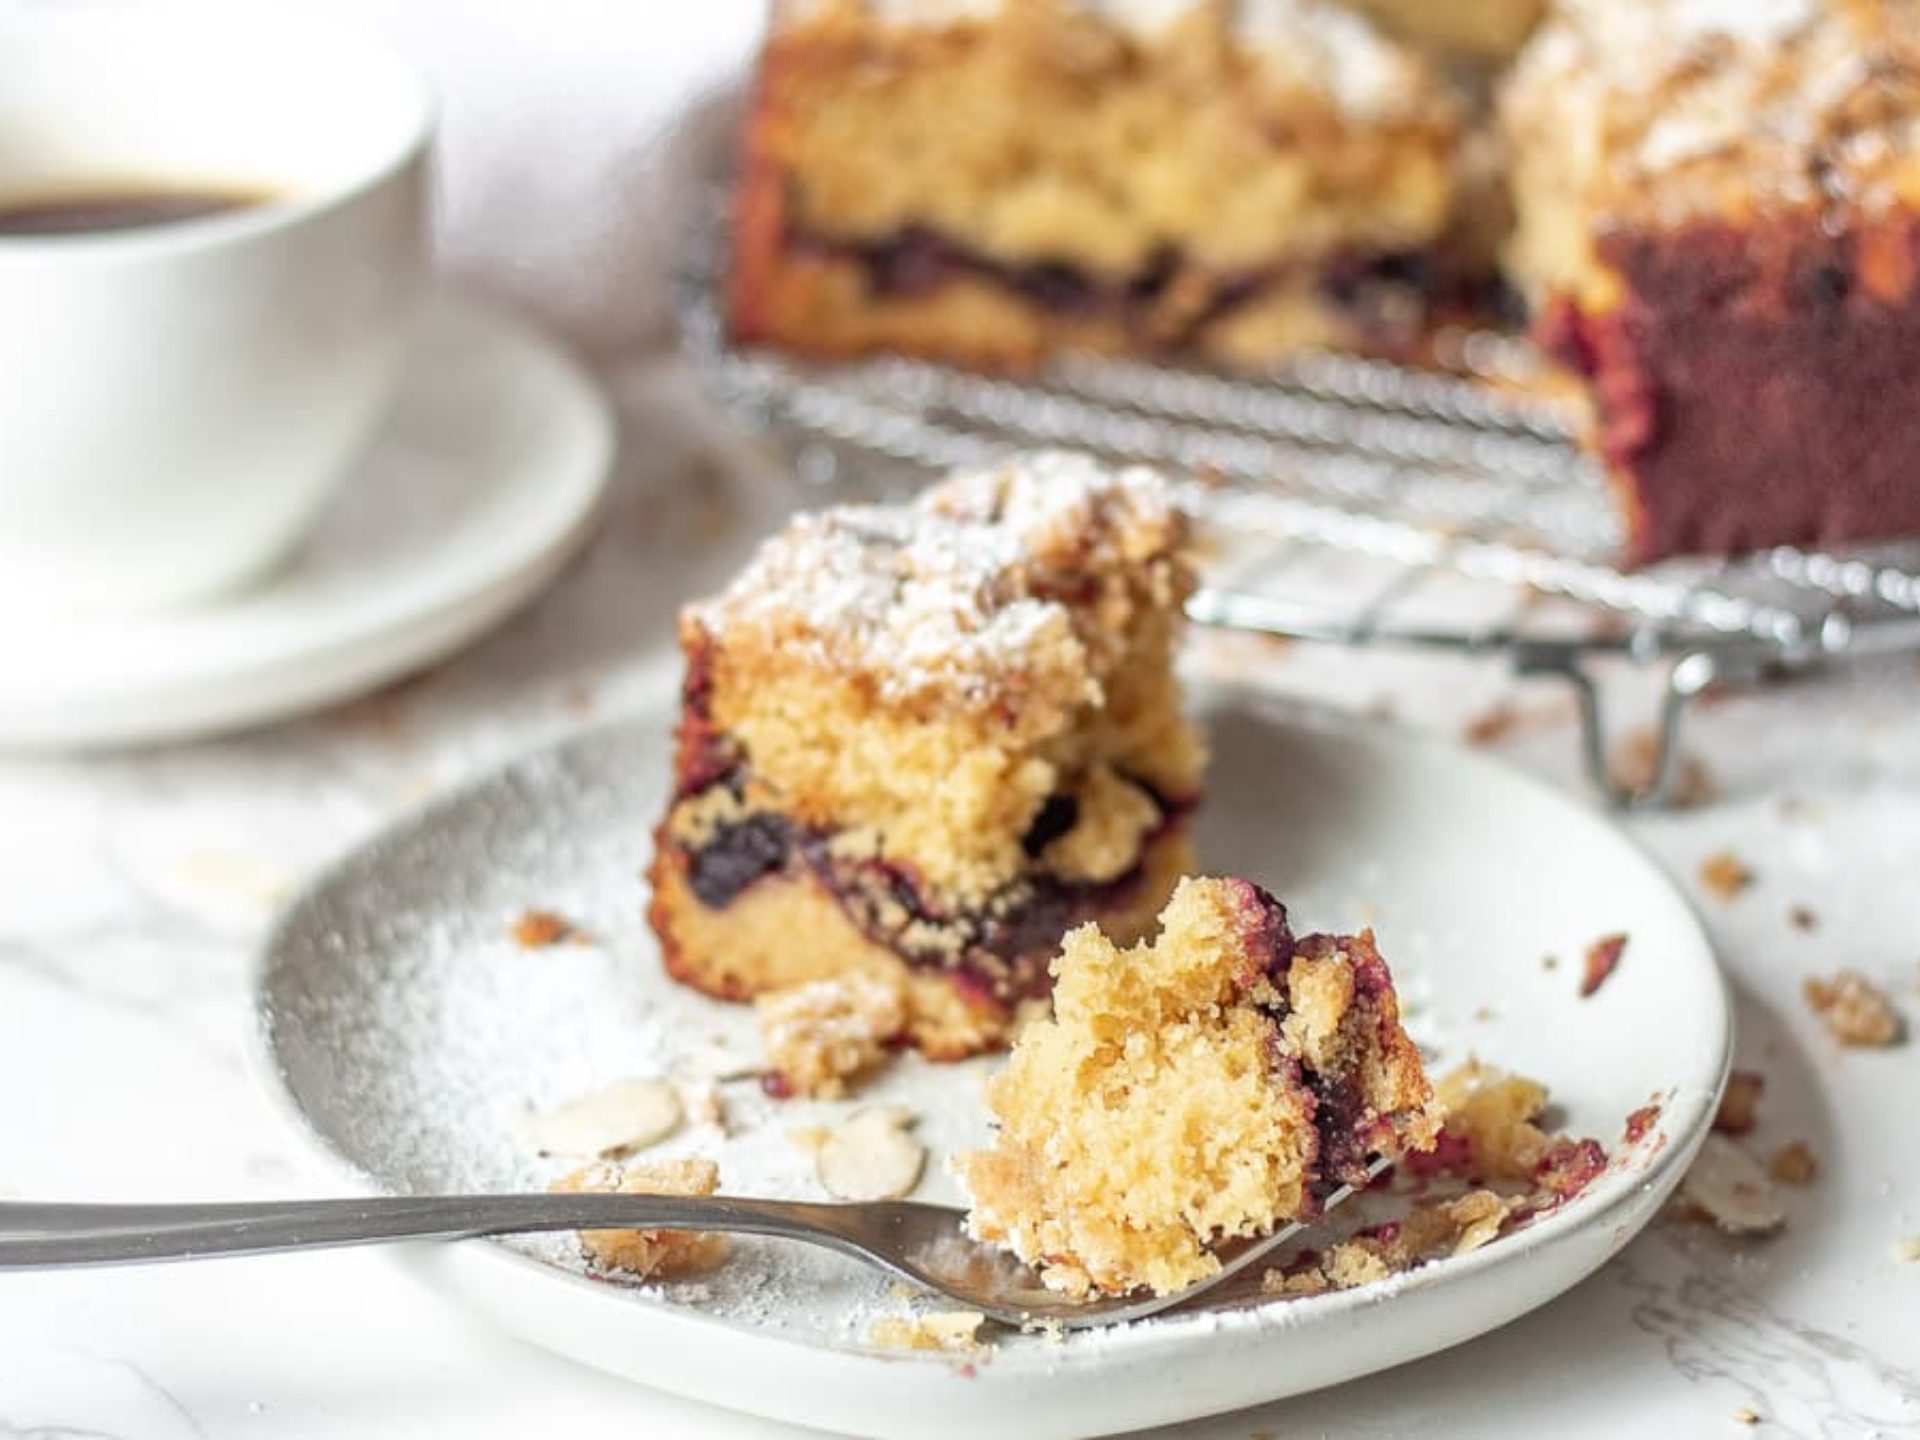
[688,452,1184,718]
[1504,0,1920,225]
[783,0,1435,122]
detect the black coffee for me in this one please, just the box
[0,185,273,237]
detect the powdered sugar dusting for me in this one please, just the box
[795,0,1429,120]
[1508,0,1920,212]
[689,451,1180,707]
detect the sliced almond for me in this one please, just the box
[818,1106,925,1201]
[1678,1134,1786,1235]
[512,1077,683,1159]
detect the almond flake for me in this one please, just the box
[512,1077,683,1158]
[818,1106,926,1201]
[1678,1135,1786,1235]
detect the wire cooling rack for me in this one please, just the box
[675,205,1920,808]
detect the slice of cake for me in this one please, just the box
[729,0,1461,369]
[647,452,1203,1061]
[1503,0,1920,563]
[956,876,1440,1297]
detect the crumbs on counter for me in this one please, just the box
[1788,904,1818,932]
[1674,1135,1786,1237]
[1580,933,1628,999]
[1698,850,1753,901]
[511,908,592,948]
[1712,1070,1764,1135]
[1803,970,1904,1047]
[1769,1141,1817,1185]
[1610,730,1714,807]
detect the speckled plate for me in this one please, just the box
[254,686,1729,1440]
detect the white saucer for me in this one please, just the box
[257,687,1730,1439]
[0,294,613,751]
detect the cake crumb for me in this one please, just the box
[1895,1236,1920,1263]
[1713,1071,1764,1135]
[1803,970,1904,1047]
[1769,1141,1816,1185]
[1788,905,1817,932]
[1611,731,1713,806]
[1698,851,1753,901]
[510,908,590,948]
[552,1158,727,1278]
[756,972,908,1098]
[1580,933,1628,998]
[1732,1409,1761,1426]
[869,1310,985,1353]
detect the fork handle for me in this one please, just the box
[0,1194,858,1269]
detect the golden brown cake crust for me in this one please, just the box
[957,876,1440,1296]
[730,0,1459,367]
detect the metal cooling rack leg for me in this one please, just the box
[1513,646,1721,810]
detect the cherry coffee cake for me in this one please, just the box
[1504,0,1920,562]
[957,876,1440,1296]
[647,451,1203,1060]
[729,0,1461,369]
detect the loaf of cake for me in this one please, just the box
[957,876,1440,1297]
[728,0,1461,369]
[647,452,1203,1060]
[1503,0,1920,563]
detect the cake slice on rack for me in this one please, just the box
[728,0,1461,369]
[1503,0,1920,562]
[957,875,1441,1297]
[647,451,1203,1060]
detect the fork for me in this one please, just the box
[0,1161,1385,1329]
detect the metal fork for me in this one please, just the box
[0,1161,1385,1329]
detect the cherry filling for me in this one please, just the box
[1251,913,1411,1191]
[787,223,1457,352]
[671,777,1187,1004]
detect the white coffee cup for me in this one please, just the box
[0,1,431,615]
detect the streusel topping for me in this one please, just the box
[1504,0,1920,223]
[783,0,1433,122]
[690,451,1184,714]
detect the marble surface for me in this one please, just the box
[1,354,1918,1440]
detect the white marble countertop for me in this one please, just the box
[1,354,1917,1440]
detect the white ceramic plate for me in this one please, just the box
[256,689,1729,1440]
[0,293,612,751]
